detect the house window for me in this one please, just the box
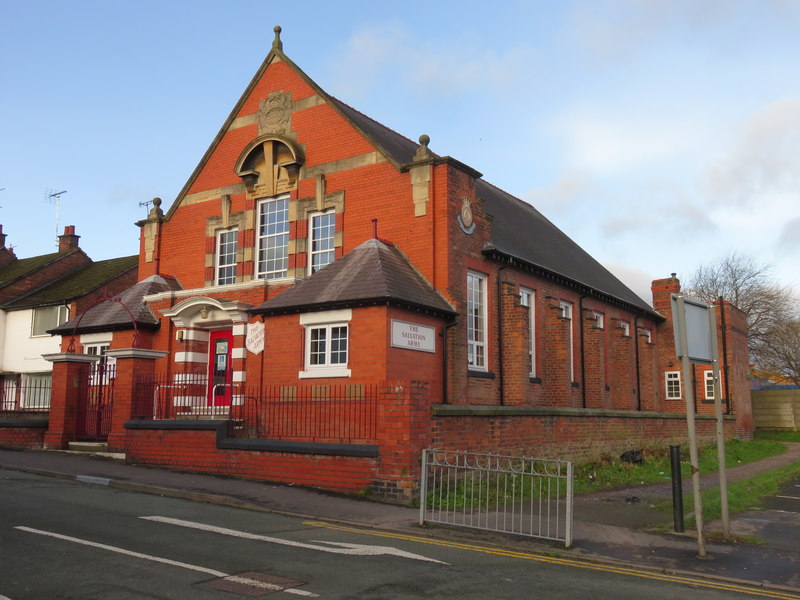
[31,305,69,336]
[704,370,716,400]
[520,288,536,377]
[560,300,574,381]
[642,328,652,343]
[21,373,51,409]
[299,309,352,379]
[467,272,488,371]
[309,210,335,274]
[85,343,115,384]
[216,228,238,285]
[619,320,631,337]
[256,196,289,279]
[592,311,604,329]
[665,371,682,400]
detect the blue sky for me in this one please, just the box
[2,0,799,303]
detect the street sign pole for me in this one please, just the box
[708,305,730,539]
[673,294,707,558]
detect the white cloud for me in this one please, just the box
[777,217,800,252]
[603,262,655,305]
[327,23,535,99]
[704,98,800,208]
[547,109,707,174]
[523,169,598,213]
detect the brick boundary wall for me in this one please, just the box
[0,419,48,450]
[431,406,738,463]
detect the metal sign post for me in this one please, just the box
[672,293,707,558]
[708,305,731,539]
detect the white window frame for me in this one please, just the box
[520,288,536,377]
[619,320,631,337]
[21,372,51,409]
[308,210,336,274]
[215,227,238,285]
[299,309,352,379]
[560,300,574,381]
[592,311,604,329]
[256,195,290,279]
[642,328,652,343]
[85,343,115,385]
[704,370,716,400]
[467,271,488,371]
[665,371,682,400]
[31,305,69,337]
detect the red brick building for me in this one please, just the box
[9,28,752,500]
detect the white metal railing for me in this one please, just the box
[419,449,573,546]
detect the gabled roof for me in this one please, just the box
[169,28,655,318]
[2,255,138,311]
[50,274,183,335]
[477,180,658,316]
[252,238,455,317]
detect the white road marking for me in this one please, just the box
[776,495,800,501]
[141,515,448,564]
[15,526,318,598]
[0,594,14,600]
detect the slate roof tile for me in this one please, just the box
[253,239,454,316]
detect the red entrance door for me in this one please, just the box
[208,329,233,408]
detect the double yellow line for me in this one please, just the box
[306,521,799,599]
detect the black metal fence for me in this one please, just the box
[132,375,379,444]
[0,375,51,416]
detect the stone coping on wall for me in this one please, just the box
[432,405,736,421]
[0,418,49,428]
[124,419,379,457]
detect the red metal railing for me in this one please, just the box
[132,375,378,444]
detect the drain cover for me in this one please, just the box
[196,571,306,597]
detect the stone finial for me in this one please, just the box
[149,197,164,219]
[413,134,433,161]
[273,25,283,51]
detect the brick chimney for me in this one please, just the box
[58,225,81,252]
[0,225,17,265]
[651,273,681,312]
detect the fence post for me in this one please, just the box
[42,353,97,448]
[419,449,429,525]
[105,348,167,451]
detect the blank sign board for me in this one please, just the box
[671,295,714,363]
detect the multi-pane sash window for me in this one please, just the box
[256,196,289,279]
[704,370,716,400]
[308,324,348,367]
[520,288,536,377]
[31,305,69,336]
[309,210,335,274]
[665,371,682,400]
[467,272,487,370]
[216,228,238,285]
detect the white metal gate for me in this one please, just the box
[419,449,573,546]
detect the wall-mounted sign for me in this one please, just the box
[246,321,265,354]
[391,320,436,353]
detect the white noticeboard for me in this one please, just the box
[391,320,436,353]
[671,295,713,363]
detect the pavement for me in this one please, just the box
[1,443,799,595]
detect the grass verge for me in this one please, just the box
[675,460,800,530]
[573,439,788,495]
[754,429,800,443]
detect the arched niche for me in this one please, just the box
[234,136,303,198]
